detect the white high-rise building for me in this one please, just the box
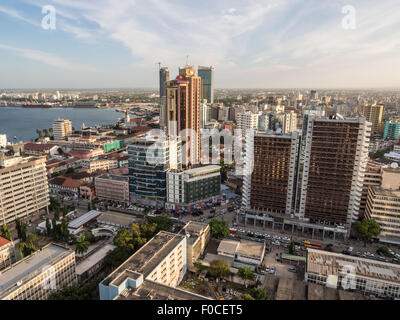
[0,156,50,224]
[0,134,7,148]
[53,119,72,141]
[275,111,297,134]
[237,111,259,135]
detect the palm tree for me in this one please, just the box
[1,224,12,240]
[75,236,90,255]
[238,267,254,288]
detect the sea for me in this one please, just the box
[0,107,124,142]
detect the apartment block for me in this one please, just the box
[0,243,76,300]
[363,104,383,134]
[236,111,259,135]
[82,158,113,173]
[359,160,382,219]
[0,156,50,225]
[95,174,129,203]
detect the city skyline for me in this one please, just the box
[0,0,399,89]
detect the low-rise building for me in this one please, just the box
[181,222,211,268]
[216,239,265,266]
[76,244,116,283]
[79,183,95,200]
[82,158,112,173]
[99,231,198,300]
[0,236,15,270]
[305,248,400,299]
[48,176,86,197]
[95,174,129,203]
[24,143,58,158]
[0,243,76,300]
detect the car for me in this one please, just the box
[265,266,270,272]
[288,267,296,272]
[348,247,353,252]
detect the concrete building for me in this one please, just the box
[236,111,259,135]
[0,243,76,300]
[181,221,211,268]
[296,116,371,233]
[305,248,400,299]
[0,156,49,225]
[82,158,113,173]
[242,132,299,216]
[95,174,129,203]
[0,134,7,148]
[53,118,72,141]
[23,143,58,158]
[99,231,196,300]
[359,160,382,219]
[76,244,116,283]
[217,239,265,266]
[365,167,400,244]
[166,165,220,211]
[363,104,383,134]
[0,236,15,270]
[275,111,297,134]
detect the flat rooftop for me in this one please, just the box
[217,239,240,255]
[307,248,400,284]
[184,165,220,176]
[108,231,185,286]
[0,244,73,298]
[68,210,102,229]
[116,280,211,300]
[236,240,265,258]
[98,211,138,227]
[96,174,129,182]
[76,244,116,276]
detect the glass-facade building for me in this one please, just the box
[198,66,214,104]
[383,120,400,140]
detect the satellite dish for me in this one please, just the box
[390,162,399,169]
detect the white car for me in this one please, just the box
[348,247,353,252]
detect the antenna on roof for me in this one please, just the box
[185,55,190,67]
[156,62,161,70]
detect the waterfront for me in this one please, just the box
[0,107,123,142]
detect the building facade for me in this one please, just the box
[0,243,76,300]
[363,104,383,134]
[95,174,129,203]
[0,156,50,225]
[383,120,400,140]
[198,66,214,104]
[0,237,15,270]
[53,119,72,141]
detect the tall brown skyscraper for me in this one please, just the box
[166,65,201,166]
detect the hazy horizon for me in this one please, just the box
[1,0,400,89]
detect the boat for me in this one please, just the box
[22,103,53,108]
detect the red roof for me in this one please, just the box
[24,143,57,151]
[0,236,11,247]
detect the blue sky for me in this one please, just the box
[0,0,399,88]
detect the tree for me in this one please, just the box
[248,287,268,300]
[209,219,230,238]
[209,260,230,279]
[75,235,90,255]
[237,293,255,300]
[54,207,60,221]
[1,224,12,240]
[289,240,295,255]
[88,203,91,211]
[147,216,173,232]
[353,219,381,247]
[139,222,157,240]
[62,205,69,217]
[60,219,70,241]
[19,241,36,257]
[48,278,101,300]
[36,129,42,138]
[45,218,52,236]
[238,267,254,288]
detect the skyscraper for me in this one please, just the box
[362,104,383,134]
[159,67,170,129]
[296,116,371,232]
[198,66,214,104]
[242,132,299,216]
[166,64,201,166]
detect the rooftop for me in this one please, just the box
[108,231,185,286]
[236,240,265,258]
[307,248,400,284]
[96,174,129,182]
[76,244,116,276]
[217,239,240,255]
[116,280,211,300]
[68,210,102,229]
[0,236,11,248]
[0,244,73,298]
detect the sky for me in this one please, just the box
[0,0,399,89]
